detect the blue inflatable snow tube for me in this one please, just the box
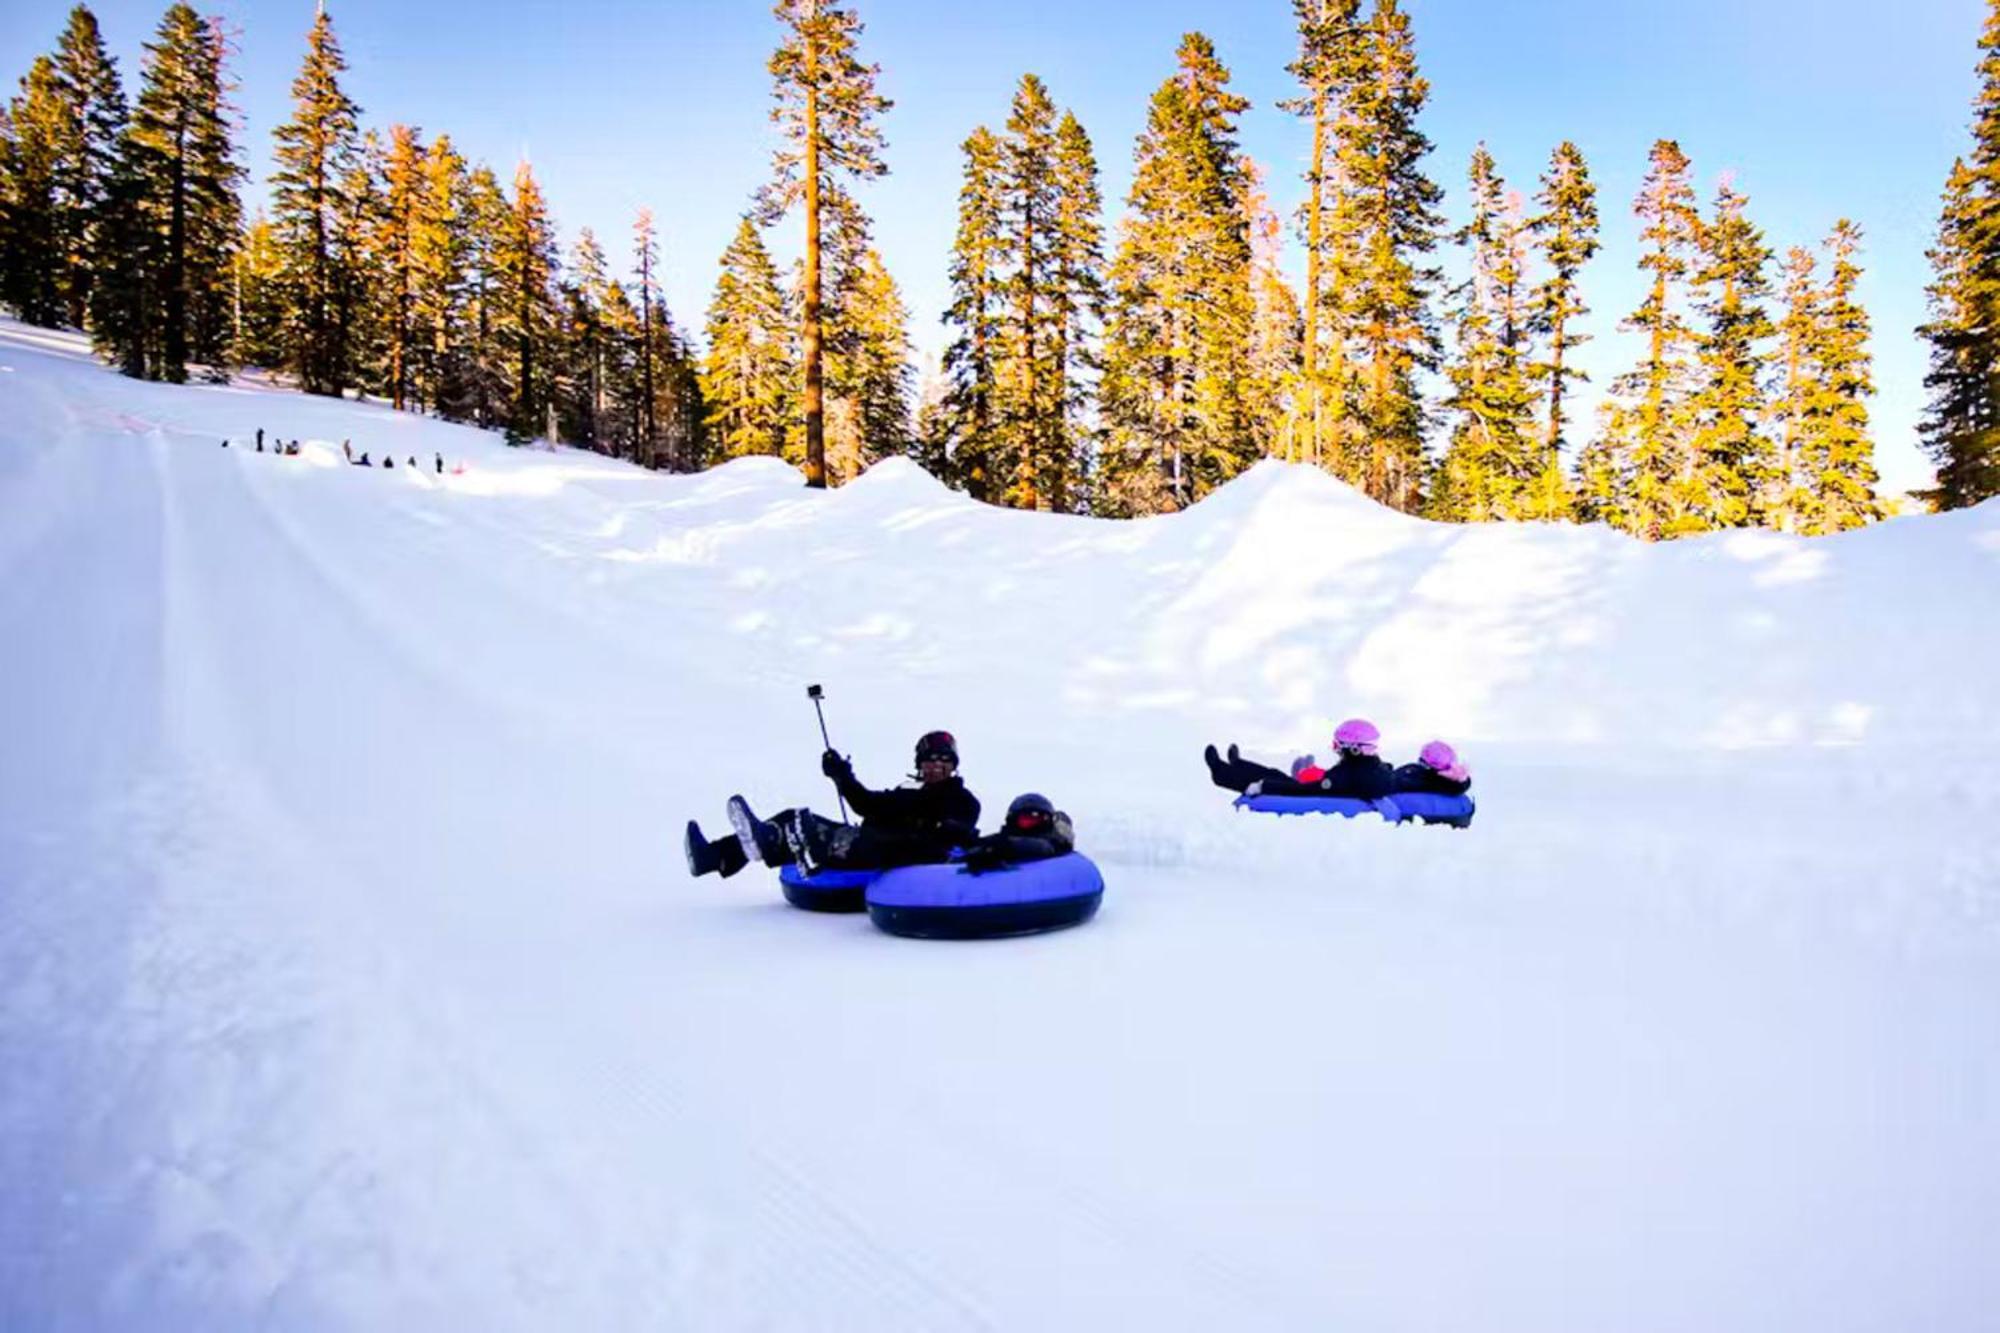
[1234,792,1476,828]
[776,864,879,913]
[866,853,1105,940]
[1233,793,1388,819]
[1378,793,1477,828]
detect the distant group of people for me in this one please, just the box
[220,428,452,476]
[1203,718,1473,801]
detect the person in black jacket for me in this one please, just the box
[685,729,982,878]
[1391,740,1473,797]
[960,793,1075,874]
[1204,717,1395,801]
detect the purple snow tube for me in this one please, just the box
[776,864,879,913]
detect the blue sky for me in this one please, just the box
[3,0,1986,492]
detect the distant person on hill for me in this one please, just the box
[407,456,417,469]
[383,455,395,469]
[686,730,981,879]
[435,452,444,474]
[1204,718,1395,800]
[220,438,228,448]
[343,440,353,463]
[1391,741,1473,798]
[256,428,264,451]
[356,452,371,467]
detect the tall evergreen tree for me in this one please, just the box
[1283,0,1368,470]
[1048,109,1105,512]
[410,134,470,417]
[762,0,892,488]
[1099,32,1256,515]
[1245,160,1304,463]
[1685,181,1775,530]
[1597,138,1703,539]
[2,58,68,326]
[232,209,286,367]
[1781,221,1882,533]
[1919,4,2000,510]
[374,123,426,410]
[109,4,240,381]
[703,215,795,460]
[559,227,611,450]
[938,125,1007,497]
[51,6,127,329]
[461,163,511,428]
[1529,141,1598,489]
[1434,145,1539,521]
[1340,0,1443,509]
[633,208,662,465]
[496,160,559,443]
[270,5,361,394]
[998,73,1062,507]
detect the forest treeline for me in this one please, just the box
[4,0,1998,531]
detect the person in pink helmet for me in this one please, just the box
[1392,740,1473,797]
[1203,718,1395,800]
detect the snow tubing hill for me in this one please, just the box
[777,864,876,913]
[1234,793,1475,828]
[866,853,1105,941]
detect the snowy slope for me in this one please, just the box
[3,316,1998,1332]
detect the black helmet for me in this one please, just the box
[914,730,958,765]
[1006,792,1054,829]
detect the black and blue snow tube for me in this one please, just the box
[865,853,1105,941]
[1377,792,1477,828]
[776,864,878,913]
[1233,793,1391,819]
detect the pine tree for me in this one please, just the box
[632,208,661,465]
[998,73,1062,507]
[826,243,912,480]
[1099,32,1256,515]
[373,123,427,410]
[1780,221,1882,533]
[335,131,386,394]
[410,134,470,417]
[1598,138,1703,539]
[1283,0,1368,470]
[270,5,361,394]
[232,209,286,367]
[1686,181,1775,530]
[703,215,795,460]
[1048,109,1105,512]
[1341,0,1443,509]
[114,4,241,381]
[2,58,68,326]
[1245,160,1304,463]
[559,227,610,450]
[495,160,559,443]
[1529,141,1598,493]
[461,163,511,428]
[51,6,127,329]
[762,0,892,488]
[1434,145,1538,521]
[939,125,1007,497]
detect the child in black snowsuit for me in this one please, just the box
[686,730,981,878]
[960,793,1075,874]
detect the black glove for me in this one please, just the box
[821,749,853,780]
[961,844,1008,875]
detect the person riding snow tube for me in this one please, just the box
[1383,739,1476,827]
[1205,718,1395,801]
[867,793,1103,940]
[684,729,981,898]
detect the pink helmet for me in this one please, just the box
[1419,740,1458,771]
[1332,718,1381,756]
[1420,739,1470,783]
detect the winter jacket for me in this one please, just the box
[1390,763,1472,797]
[963,812,1075,872]
[828,761,982,850]
[1250,754,1395,801]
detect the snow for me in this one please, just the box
[2,316,1997,1331]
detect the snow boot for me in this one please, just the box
[685,820,748,879]
[727,796,790,866]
